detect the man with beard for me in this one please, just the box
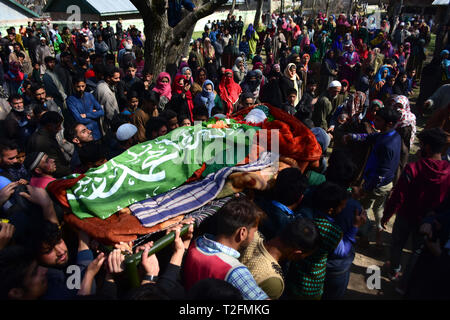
[66,123,95,170]
[184,197,269,300]
[3,95,36,146]
[67,77,104,141]
[30,84,74,161]
[25,152,57,189]
[36,37,52,77]
[94,65,120,130]
[0,139,29,182]
[312,81,345,131]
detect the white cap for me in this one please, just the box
[116,123,138,141]
[400,22,405,26]
[125,43,132,50]
[40,37,46,41]
[328,80,342,88]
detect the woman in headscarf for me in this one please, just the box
[315,31,331,62]
[172,74,185,95]
[394,43,407,73]
[246,24,259,60]
[319,50,339,94]
[371,65,390,100]
[392,95,416,184]
[218,69,242,116]
[232,57,247,84]
[240,70,261,100]
[191,40,204,68]
[203,37,215,61]
[152,72,172,109]
[166,75,195,123]
[381,40,394,59]
[300,28,310,53]
[205,57,219,87]
[188,51,199,74]
[332,35,344,57]
[179,66,194,85]
[280,63,301,106]
[194,79,223,117]
[191,67,208,98]
[393,95,416,150]
[356,38,369,66]
[292,25,302,45]
[378,75,396,102]
[264,53,275,77]
[222,38,240,69]
[393,72,410,97]
[339,43,360,86]
[260,65,283,108]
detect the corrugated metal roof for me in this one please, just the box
[432,0,449,5]
[85,0,138,15]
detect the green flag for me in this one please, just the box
[66,123,257,219]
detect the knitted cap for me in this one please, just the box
[116,123,137,141]
[24,152,45,172]
[328,80,342,88]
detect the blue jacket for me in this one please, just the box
[363,130,402,191]
[239,41,250,56]
[168,0,195,28]
[67,92,104,140]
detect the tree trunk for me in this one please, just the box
[254,0,264,28]
[132,0,228,77]
[229,0,236,17]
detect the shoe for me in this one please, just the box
[389,271,402,282]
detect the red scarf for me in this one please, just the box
[185,90,194,123]
[219,69,242,116]
[172,75,186,95]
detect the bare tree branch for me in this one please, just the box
[173,0,229,40]
[130,0,153,20]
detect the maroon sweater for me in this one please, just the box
[383,158,450,225]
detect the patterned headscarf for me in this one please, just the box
[393,95,416,148]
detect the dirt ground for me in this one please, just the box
[343,53,434,301]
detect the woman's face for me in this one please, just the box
[382,70,388,78]
[161,77,170,84]
[198,71,206,83]
[205,84,213,92]
[401,74,407,82]
[238,60,243,67]
[184,69,192,79]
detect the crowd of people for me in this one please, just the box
[0,7,449,301]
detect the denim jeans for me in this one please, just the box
[322,252,355,300]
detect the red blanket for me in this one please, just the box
[234,104,322,172]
